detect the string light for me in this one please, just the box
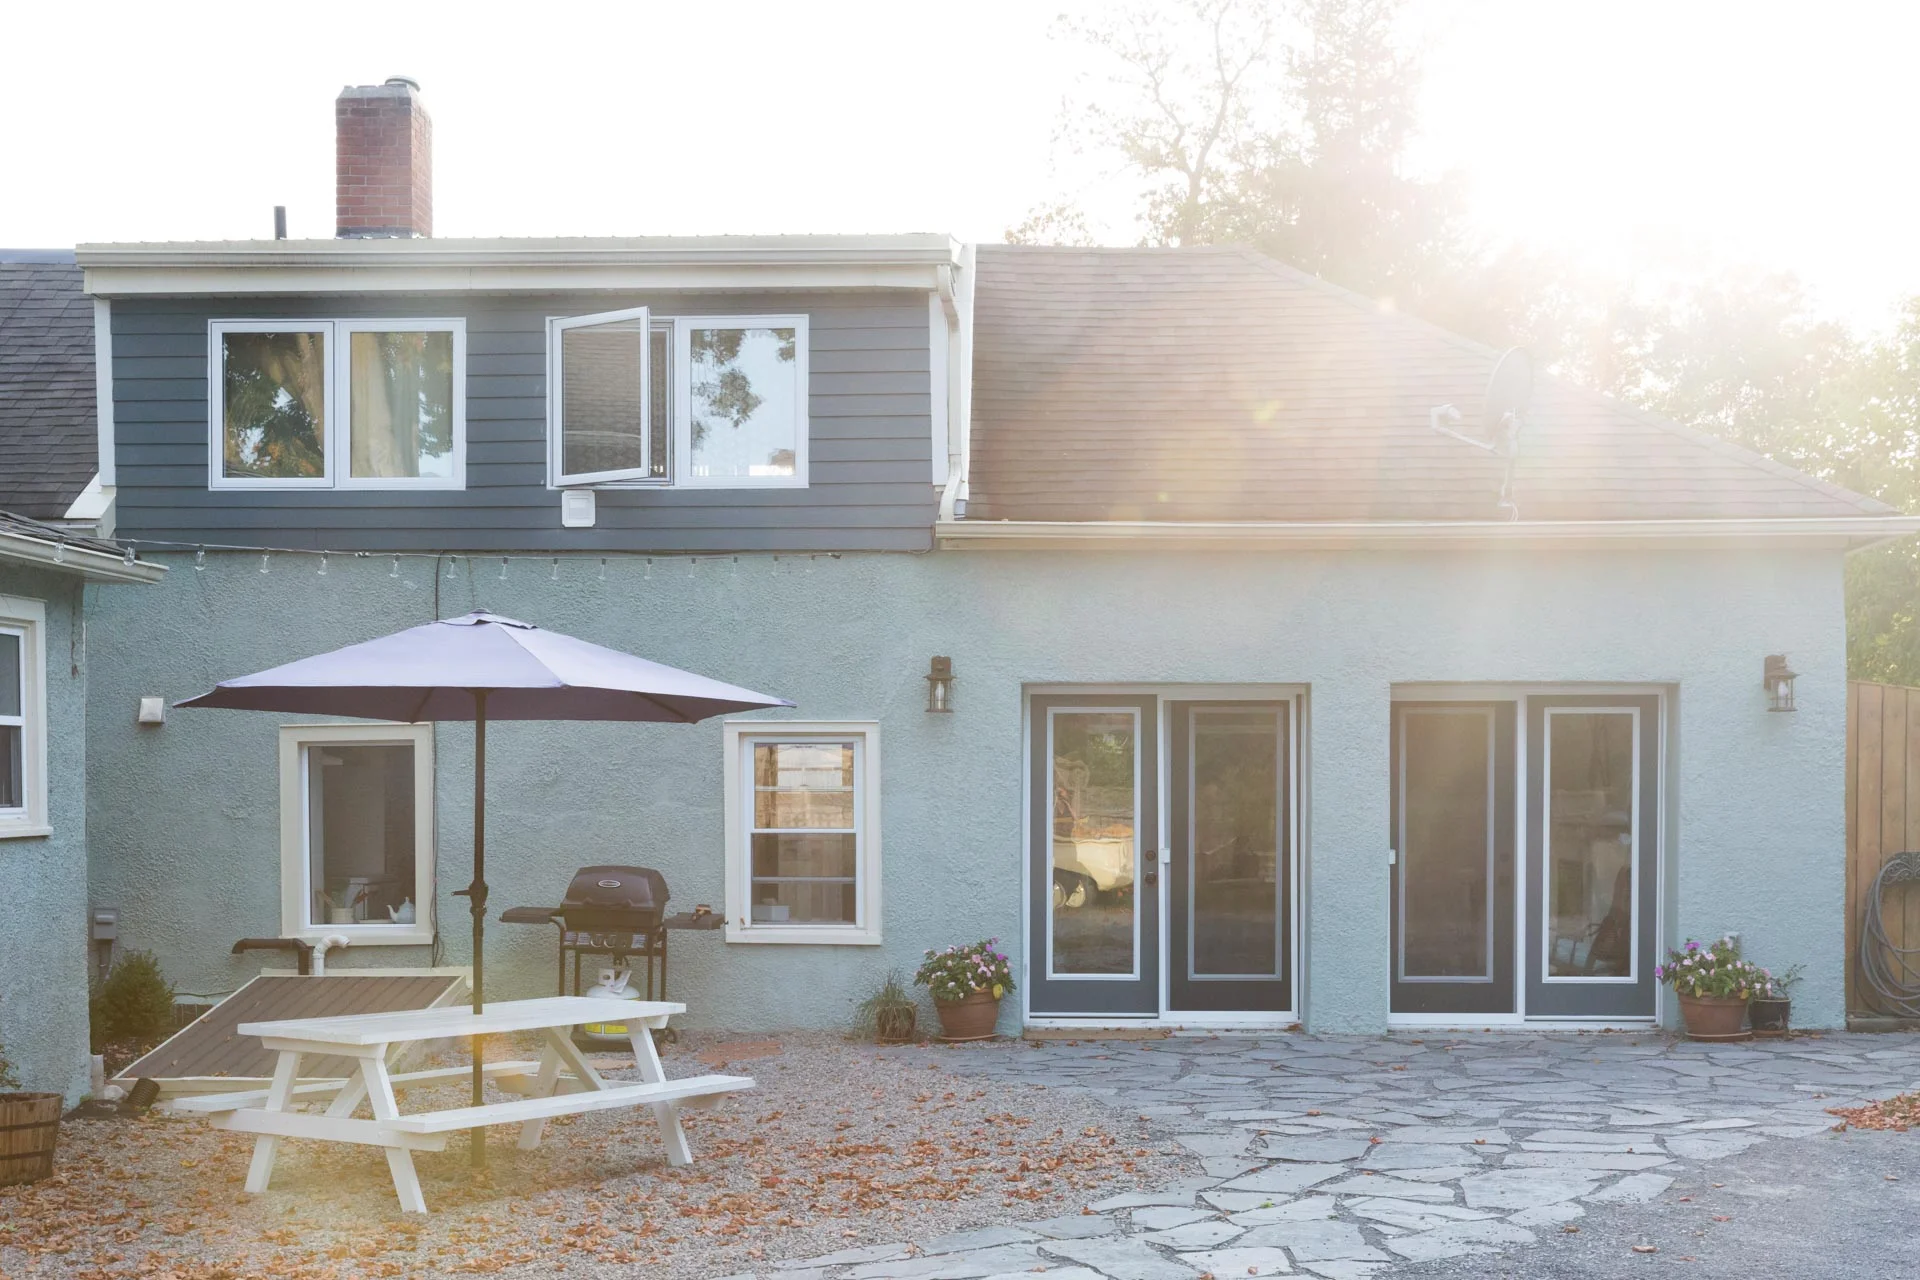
[113,539,783,582]
[259,553,270,575]
[498,557,509,581]
[53,543,65,563]
[390,556,401,579]
[550,558,560,581]
[317,552,328,577]
[598,557,608,582]
[644,558,653,579]
[123,546,136,567]
[194,549,206,571]
[687,557,697,577]
[445,556,459,580]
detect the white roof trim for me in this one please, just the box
[935,516,1920,552]
[0,525,164,583]
[78,235,963,297]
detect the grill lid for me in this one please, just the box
[559,865,667,915]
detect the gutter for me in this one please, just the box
[934,515,1920,552]
[0,527,166,583]
[78,234,965,297]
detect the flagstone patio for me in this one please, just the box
[742,1031,1920,1280]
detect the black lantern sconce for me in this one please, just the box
[926,656,955,713]
[1763,654,1797,712]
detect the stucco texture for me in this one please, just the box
[0,566,91,1101]
[82,546,1848,1035]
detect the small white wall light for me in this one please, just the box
[136,696,166,725]
[1763,655,1797,712]
[561,488,597,528]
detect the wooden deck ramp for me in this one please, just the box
[119,974,467,1097]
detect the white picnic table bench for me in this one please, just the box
[166,995,752,1213]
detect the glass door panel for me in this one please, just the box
[1526,696,1659,1018]
[1391,703,1516,1014]
[1169,703,1292,1013]
[1028,695,1159,1015]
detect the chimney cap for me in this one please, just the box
[384,75,421,91]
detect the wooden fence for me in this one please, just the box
[1846,680,1920,1014]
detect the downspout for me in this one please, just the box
[937,242,976,523]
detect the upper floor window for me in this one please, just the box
[209,319,466,490]
[548,309,808,489]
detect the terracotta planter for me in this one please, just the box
[1677,993,1750,1041]
[1748,996,1791,1038]
[0,1092,62,1188]
[933,991,1001,1041]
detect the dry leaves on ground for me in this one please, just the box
[1827,1092,1920,1132]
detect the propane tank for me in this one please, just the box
[581,967,640,1041]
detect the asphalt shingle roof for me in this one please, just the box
[967,245,1897,523]
[0,252,98,520]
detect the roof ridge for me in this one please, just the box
[1225,246,1898,518]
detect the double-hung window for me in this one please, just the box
[209,319,466,490]
[0,598,47,839]
[278,723,435,943]
[723,721,880,944]
[548,311,808,488]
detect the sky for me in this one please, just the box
[8,1,1918,330]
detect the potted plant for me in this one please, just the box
[0,1040,63,1188]
[915,939,1015,1041]
[855,971,919,1044]
[1748,964,1802,1038]
[1657,937,1769,1040]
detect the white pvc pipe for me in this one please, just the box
[310,935,350,976]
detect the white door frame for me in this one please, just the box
[1021,683,1305,1030]
[1387,683,1669,1030]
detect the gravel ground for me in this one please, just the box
[0,1035,1193,1280]
[1390,1127,1920,1279]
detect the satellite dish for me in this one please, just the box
[1482,347,1532,442]
[1427,346,1532,520]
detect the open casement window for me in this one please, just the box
[0,598,47,839]
[278,723,435,944]
[722,721,881,945]
[548,306,662,486]
[209,319,464,490]
[546,311,808,488]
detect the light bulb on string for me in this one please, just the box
[644,558,652,580]
[598,557,608,582]
[390,556,401,579]
[687,557,697,577]
[317,552,328,576]
[446,556,459,580]
[498,557,509,581]
[259,553,270,575]
[194,548,206,572]
[550,558,559,581]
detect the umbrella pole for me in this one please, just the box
[469,690,488,1169]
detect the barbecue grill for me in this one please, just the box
[502,866,672,1005]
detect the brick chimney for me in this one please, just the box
[335,77,432,238]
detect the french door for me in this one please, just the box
[1168,703,1292,1013]
[1027,696,1160,1016]
[1525,696,1659,1018]
[1390,702,1517,1014]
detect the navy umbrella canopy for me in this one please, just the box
[178,610,791,1165]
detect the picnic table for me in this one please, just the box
[167,995,753,1213]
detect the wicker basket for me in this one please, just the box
[0,1092,62,1187]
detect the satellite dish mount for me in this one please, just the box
[1430,347,1532,520]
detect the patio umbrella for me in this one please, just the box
[177,609,791,1166]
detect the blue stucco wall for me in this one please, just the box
[82,546,1849,1034]
[0,566,91,1102]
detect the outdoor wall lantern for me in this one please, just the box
[926,656,955,713]
[1763,654,1797,712]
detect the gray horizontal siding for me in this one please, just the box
[111,292,937,553]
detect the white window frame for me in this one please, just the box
[547,312,810,491]
[723,719,880,945]
[546,306,655,486]
[278,722,435,945]
[0,597,49,840]
[207,319,466,491]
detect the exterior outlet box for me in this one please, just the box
[137,696,166,725]
[91,908,119,941]
[561,489,596,528]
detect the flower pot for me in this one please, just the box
[874,1005,917,1045]
[1748,996,1791,1038]
[933,991,1001,1041]
[1677,993,1750,1041]
[0,1092,62,1188]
